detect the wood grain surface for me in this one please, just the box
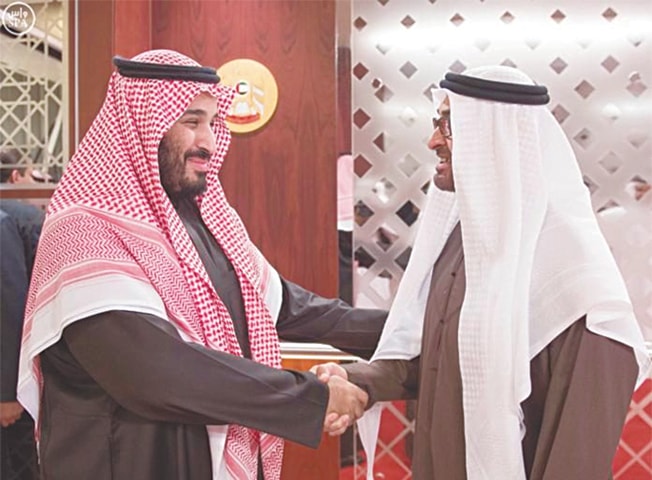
[153,0,339,298]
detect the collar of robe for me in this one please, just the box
[439,72,550,105]
[112,56,221,84]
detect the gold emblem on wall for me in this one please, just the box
[217,59,279,133]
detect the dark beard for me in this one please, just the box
[158,138,208,201]
[173,173,207,201]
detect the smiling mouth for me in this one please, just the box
[186,158,209,172]
[436,156,450,167]
[435,156,451,175]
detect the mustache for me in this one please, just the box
[184,148,211,161]
[435,147,451,159]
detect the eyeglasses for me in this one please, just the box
[432,115,452,139]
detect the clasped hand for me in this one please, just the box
[0,401,24,427]
[310,362,367,436]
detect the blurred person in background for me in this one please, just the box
[1,148,43,480]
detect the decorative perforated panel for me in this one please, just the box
[349,1,651,479]
[1,0,65,180]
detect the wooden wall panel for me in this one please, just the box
[113,0,152,58]
[337,46,352,155]
[281,358,340,480]
[71,0,152,145]
[70,0,113,146]
[153,0,338,297]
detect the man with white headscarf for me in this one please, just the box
[17,50,386,480]
[315,66,650,480]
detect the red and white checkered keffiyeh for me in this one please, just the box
[18,50,284,480]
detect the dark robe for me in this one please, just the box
[345,223,638,480]
[38,198,386,480]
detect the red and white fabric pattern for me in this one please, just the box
[17,50,284,480]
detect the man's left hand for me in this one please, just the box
[0,401,24,427]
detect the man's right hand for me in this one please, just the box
[323,375,368,436]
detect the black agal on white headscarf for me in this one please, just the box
[440,71,550,105]
[357,65,649,480]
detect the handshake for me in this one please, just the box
[310,362,368,436]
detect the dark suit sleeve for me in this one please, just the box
[62,310,329,448]
[343,358,419,406]
[0,213,29,402]
[276,279,387,360]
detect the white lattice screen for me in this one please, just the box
[1,0,65,179]
[349,1,651,479]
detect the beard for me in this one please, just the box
[158,137,208,201]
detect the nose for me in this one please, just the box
[428,128,447,150]
[196,123,217,154]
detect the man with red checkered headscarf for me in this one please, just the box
[17,50,384,480]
